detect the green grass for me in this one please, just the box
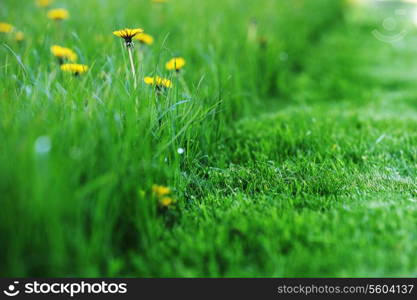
[1,0,417,277]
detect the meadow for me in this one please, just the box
[1,0,417,277]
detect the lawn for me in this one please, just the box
[1,0,417,277]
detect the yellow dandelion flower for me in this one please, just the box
[15,31,24,42]
[47,9,69,21]
[159,197,173,207]
[166,57,186,71]
[152,185,171,197]
[144,77,155,85]
[60,63,89,75]
[155,77,172,88]
[36,0,54,8]
[144,76,172,89]
[0,22,13,33]
[152,184,176,208]
[134,33,154,45]
[51,45,77,63]
[113,28,144,47]
[113,28,144,89]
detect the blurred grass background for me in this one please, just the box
[1,0,417,277]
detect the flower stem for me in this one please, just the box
[127,46,137,89]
